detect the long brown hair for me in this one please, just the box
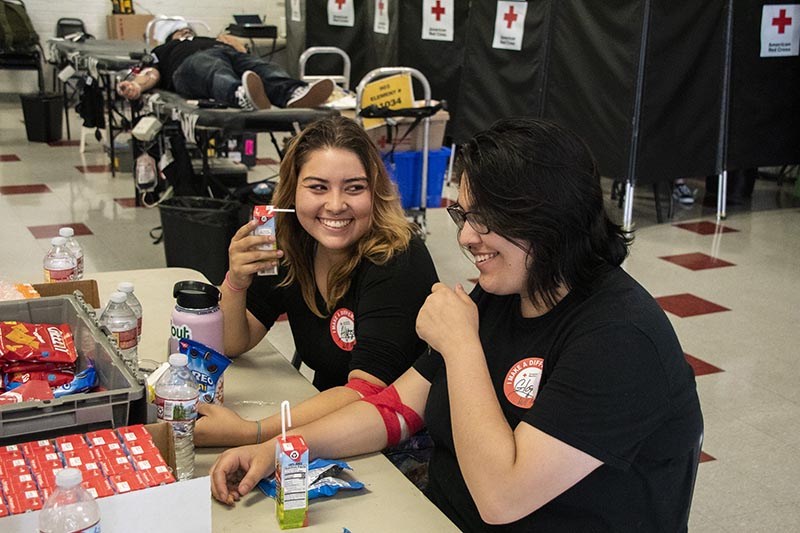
[272,116,413,317]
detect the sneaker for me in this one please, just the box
[673,182,695,205]
[286,79,335,108]
[236,71,271,111]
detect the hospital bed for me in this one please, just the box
[47,35,338,199]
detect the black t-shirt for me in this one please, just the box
[247,237,438,391]
[414,266,703,532]
[151,37,230,91]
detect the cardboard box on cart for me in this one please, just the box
[362,100,449,154]
[0,423,212,531]
[106,14,154,41]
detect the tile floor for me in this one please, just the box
[2,94,800,530]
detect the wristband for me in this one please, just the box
[224,271,246,293]
[255,419,262,444]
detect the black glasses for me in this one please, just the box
[446,203,490,234]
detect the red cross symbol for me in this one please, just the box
[772,8,793,34]
[377,135,388,149]
[378,0,385,15]
[504,5,519,29]
[336,0,346,10]
[431,0,446,22]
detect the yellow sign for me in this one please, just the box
[360,74,414,129]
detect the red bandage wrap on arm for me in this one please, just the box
[344,377,386,398]
[360,384,424,447]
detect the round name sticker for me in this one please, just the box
[503,357,544,409]
[330,308,356,351]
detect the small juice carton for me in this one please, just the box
[275,401,309,529]
[252,205,294,276]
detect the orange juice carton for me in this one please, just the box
[252,205,294,276]
[275,401,308,529]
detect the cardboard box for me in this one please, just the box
[32,279,100,308]
[0,423,212,532]
[106,14,154,41]
[364,101,449,153]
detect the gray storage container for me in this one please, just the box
[0,295,146,445]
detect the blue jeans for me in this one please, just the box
[172,46,303,107]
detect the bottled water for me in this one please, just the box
[58,227,84,280]
[43,236,76,283]
[117,281,143,340]
[99,291,139,373]
[155,353,200,481]
[38,468,101,533]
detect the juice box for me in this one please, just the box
[275,434,309,529]
[253,205,279,276]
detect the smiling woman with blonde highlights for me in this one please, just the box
[195,116,438,449]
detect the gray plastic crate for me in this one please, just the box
[0,295,146,445]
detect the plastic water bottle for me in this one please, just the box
[59,227,84,280]
[38,468,101,533]
[117,281,143,340]
[99,291,138,373]
[43,236,77,283]
[155,353,199,481]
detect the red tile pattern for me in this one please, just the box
[440,197,455,207]
[699,451,715,463]
[28,223,93,239]
[684,353,724,376]
[47,140,81,147]
[255,157,279,165]
[277,313,288,322]
[1,154,21,162]
[673,221,739,235]
[0,184,51,195]
[75,164,111,173]
[656,293,730,318]
[114,198,140,208]
[659,252,736,271]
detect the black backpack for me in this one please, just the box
[0,0,39,51]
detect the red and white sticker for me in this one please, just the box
[503,357,544,409]
[329,308,356,351]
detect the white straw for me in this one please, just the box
[281,400,292,439]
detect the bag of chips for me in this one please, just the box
[0,321,77,364]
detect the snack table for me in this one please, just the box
[92,268,459,532]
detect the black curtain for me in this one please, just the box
[727,1,800,169]
[450,1,549,143]
[396,0,470,136]
[544,0,642,179]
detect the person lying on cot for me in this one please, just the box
[193,116,439,449]
[117,24,334,110]
[208,117,704,532]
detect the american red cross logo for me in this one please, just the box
[336,0,346,10]
[772,8,792,33]
[378,0,385,15]
[504,5,519,29]
[377,135,388,149]
[432,0,445,21]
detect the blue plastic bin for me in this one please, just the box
[383,147,451,209]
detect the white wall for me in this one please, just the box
[1,0,285,93]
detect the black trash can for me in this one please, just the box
[158,196,242,285]
[19,92,63,142]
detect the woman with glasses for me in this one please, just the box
[209,118,703,532]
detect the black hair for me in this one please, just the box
[454,117,632,309]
